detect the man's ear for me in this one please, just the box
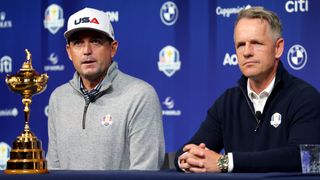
[66,44,73,61]
[111,40,118,58]
[275,38,284,59]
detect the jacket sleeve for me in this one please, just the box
[127,84,165,170]
[174,98,224,171]
[46,92,61,170]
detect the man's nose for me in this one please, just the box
[83,42,92,55]
[243,44,253,57]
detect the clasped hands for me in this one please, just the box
[178,143,223,173]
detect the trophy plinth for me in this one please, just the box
[4,49,49,174]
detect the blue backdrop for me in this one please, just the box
[0,0,318,169]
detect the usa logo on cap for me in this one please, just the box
[74,17,99,25]
[64,8,115,41]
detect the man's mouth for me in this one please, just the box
[243,60,258,66]
[82,60,95,64]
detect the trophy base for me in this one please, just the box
[4,169,48,174]
[4,129,49,174]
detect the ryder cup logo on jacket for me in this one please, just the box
[158,45,181,77]
[270,112,282,128]
[101,114,113,127]
[43,4,64,34]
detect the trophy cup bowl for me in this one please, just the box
[4,49,49,174]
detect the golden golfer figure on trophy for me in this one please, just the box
[4,49,49,174]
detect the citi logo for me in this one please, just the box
[285,0,308,13]
[0,55,12,73]
[75,17,99,25]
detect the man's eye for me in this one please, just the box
[253,42,262,45]
[72,40,82,46]
[237,43,245,49]
[91,39,104,44]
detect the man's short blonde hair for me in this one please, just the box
[234,7,282,41]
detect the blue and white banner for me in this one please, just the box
[0,1,318,168]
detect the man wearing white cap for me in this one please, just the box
[47,7,165,170]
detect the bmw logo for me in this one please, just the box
[287,44,307,70]
[160,1,179,26]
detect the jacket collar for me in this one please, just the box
[238,61,289,93]
[69,61,119,92]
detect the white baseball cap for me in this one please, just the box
[64,7,115,40]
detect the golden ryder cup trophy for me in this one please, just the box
[4,49,49,174]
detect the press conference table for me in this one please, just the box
[1,170,320,180]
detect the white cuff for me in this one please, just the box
[227,152,234,172]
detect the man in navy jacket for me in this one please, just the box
[175,7,320,173]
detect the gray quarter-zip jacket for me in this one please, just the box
[47,62,165,170]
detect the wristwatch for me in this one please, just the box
[217,155,229,173]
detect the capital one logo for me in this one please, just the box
[287,44,307,70]
[0,55,12,73]
[75,17,99,25]
[285,0,308,13]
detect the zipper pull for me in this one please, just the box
[254,120,261,131]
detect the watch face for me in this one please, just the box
[217,155,228,173]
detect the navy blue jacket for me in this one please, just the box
[175,62,320,172]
